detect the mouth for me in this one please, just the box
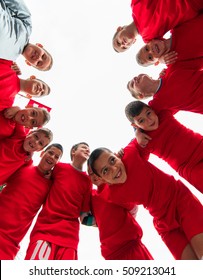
[46,158,54,165]
[153,44,160,55]
[114,169,121,179]
[29,141,34,149]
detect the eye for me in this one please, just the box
[39,141,43,146]
[32,120,37,126]
[102,167,108,175]
[139,119,144,124]
[110,157,115,165]
[145,46,149,51]
[116,40,121,47]
[37,61,43,66]
[148,54,153,61]
[42,53,47,60]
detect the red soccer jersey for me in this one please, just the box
[0,59,20,111]
[149,68,203,115]
[92,185,151,259]
[105,139,203,259]
[0,111,16,139]
[137,110,203,192]
[169,14,203,66]
[0,124,32,185]
[0,165,52,259]
[28,162,92,250]
[131,0,200,42]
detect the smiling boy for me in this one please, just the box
[125,100,203,195]
[88,143,203,260]
[0,127,53,185]
[113,0,203,53]
[25,142,92,260]
[0,143,63,259]
[0,59,50,112]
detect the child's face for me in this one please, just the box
[14,108,45,128]
[127,74,154,99]
[39,146,62,172]
[93,151,127,184]
[113,26,136,53]
[25,78,49,97]
[73,144,90,162]
[24,44,52,71]
[133,107,159,131]
[23,131,50,152]
[138,39,166,65]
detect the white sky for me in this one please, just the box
[14,0,203,260]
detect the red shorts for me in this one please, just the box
[25,240,77,260]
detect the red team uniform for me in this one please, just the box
[104,139,203,259]
[0,59,20,111]
[149,68,203,115]
[0,111,17,139]
[131,0,203,42]
[25,162,92,260]
[0,165,52,259]
[0,124,32,185]
[137,110,203,194]
[91,185,153,260]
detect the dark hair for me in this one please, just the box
[88,147,112,177]
[70,142,89,160]
[45,143,63,154]
[125,101,149,123]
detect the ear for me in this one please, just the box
[25,94,32,99]
[137,93,144,100]
[36,43,43,48]
[25,60,31,66]
[30,75,36,80]
[117,26,123,32]
[25,104,33,108]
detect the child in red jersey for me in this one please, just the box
[0,106,50,140]
[136,13,203,68]
[127,68,203,116]
[88,143,203,260]
[25,142,92,260]
[112,0,202,52]
[0,143,63,260]
[88,166,154,260]
[125,101,203,194]
[0,59,50,111]
[0,127,53,185]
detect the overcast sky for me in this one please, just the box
[14,0,203,260]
